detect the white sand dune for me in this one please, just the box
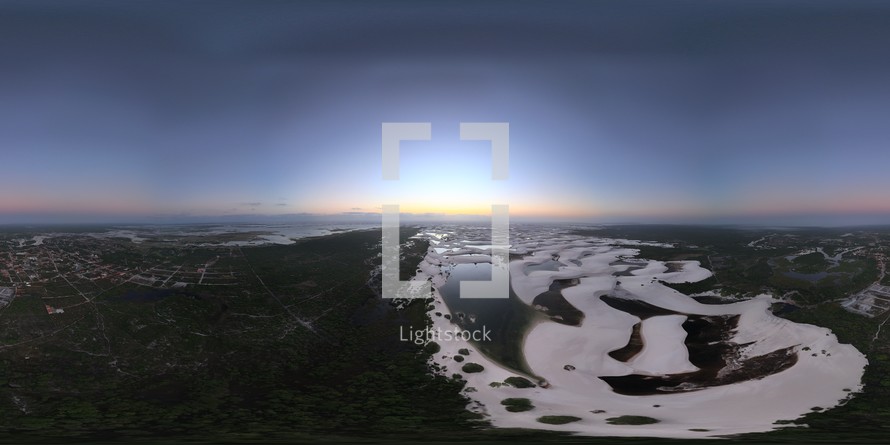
[415,228,866,438]
[627,315,699,375]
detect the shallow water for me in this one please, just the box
[436,262,538,375]
[783,270,829,282]
[524,259,561,273]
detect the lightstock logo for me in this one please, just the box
[381,122,510,300]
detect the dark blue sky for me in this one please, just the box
[2,1,890,224]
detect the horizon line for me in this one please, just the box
[2,212,890,229]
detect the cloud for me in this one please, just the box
[275,203,287,207]
[240,202,262,207]
[350,207,363,211]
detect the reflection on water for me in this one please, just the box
[782,270,829,282]
[524,259,561,274]
[531,278,584,326]
[436,263,540,377]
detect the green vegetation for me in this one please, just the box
[791,252,830,274]
[504,376,536,388]
[606,415,660,425]
[0,228,488,442]
[501,398,534,412]
[661,276,719,295]
[537,415,582,425]
[461,363,485,373]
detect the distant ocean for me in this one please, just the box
[9,222,382,246]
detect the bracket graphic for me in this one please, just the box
[381,122,510,299]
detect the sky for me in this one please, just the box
[2,0,890,225]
